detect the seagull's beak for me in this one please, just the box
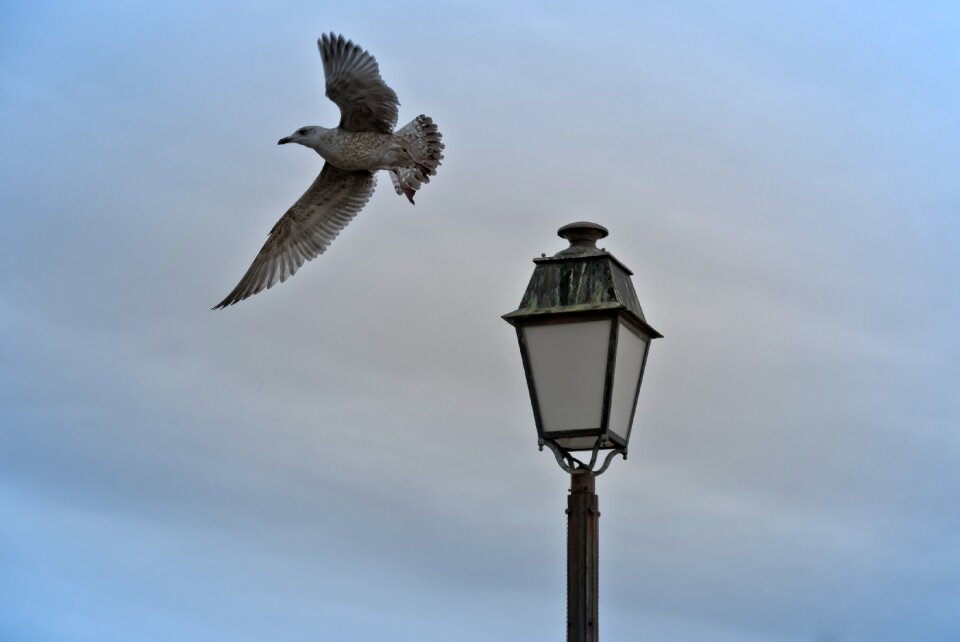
[278,136,292,145]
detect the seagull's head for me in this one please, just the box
[278,126,323,147]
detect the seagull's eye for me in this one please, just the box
[297,128,308,136]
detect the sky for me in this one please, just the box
[1,1,959,640]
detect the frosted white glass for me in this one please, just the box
[523,319,611,433]
[607,322,648,440]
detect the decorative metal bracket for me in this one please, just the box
[539,437,626,476]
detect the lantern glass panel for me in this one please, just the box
[555,436,603,450]
[522,319,611,433]
[607,321,649,440]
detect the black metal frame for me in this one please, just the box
[514,310,653,452]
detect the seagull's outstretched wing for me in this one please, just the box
[213,163,376,309]
[318,32,399,134]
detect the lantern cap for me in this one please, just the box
[502,222,662,339]
[558,221,608,240]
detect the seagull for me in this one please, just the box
[213,33,444,309]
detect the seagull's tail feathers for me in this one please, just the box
[390,114,444,204]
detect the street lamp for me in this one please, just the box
[503,222,661,642]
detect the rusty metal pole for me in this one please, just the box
[567,470,599,642]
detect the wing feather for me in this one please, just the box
[318,33,399,133]
[213,163,376,308]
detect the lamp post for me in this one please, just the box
[503,222,661,642]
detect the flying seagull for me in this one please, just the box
[214,33,444,309]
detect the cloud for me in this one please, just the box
[2,1,959,640]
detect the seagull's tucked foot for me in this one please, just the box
[388,170,417,204]
[415,161,432,178]
[390,114,444,204]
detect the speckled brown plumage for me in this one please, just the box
[214,33,444,309]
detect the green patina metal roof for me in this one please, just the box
[503,222,662,338]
